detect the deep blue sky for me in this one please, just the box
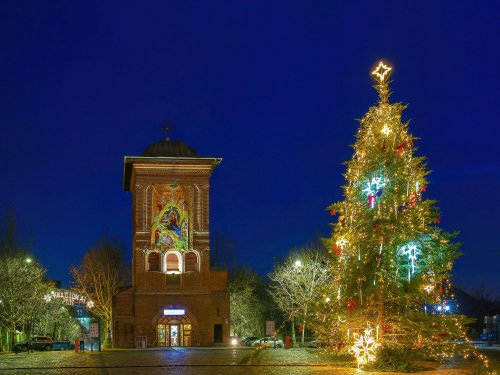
[1,1,499,292]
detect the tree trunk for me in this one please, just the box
[291,316,296,344]
[301,320,305,348]
[11,324,15,351]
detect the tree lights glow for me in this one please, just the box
[311,61,473,370]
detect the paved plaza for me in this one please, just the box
[0,347,498,375]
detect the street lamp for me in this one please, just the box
[25,257,32,264]
[294,260,302,268]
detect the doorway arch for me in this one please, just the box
[156,315,193,347]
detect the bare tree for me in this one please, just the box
[268,248,332,347]
[70,237,129,344]
[0,256,50,350]
[228,267,265,338]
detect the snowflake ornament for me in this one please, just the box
[398,242,421,280]
[349,328,380,368]
[381,124,392,135]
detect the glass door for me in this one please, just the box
[182,324,192,346]
[157,325,166,347]
[169,324,179,346]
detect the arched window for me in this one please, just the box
[148,252,160,272]
[185,252,198,272]
[166,253,179,271]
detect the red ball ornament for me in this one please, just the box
[420,185,427,192]
[330,246,341,256]
[347,299,356,312]
[409,193,417,207]
[337,341,345,350]
[396,142,407,156]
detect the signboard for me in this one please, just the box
[265,320,275,336]
[163,309,185,316]
[89,322,99,338]
[43,289,94,308]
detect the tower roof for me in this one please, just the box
[142,139,198,158]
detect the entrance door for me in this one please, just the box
[169,324,179,346]
[157,325,166,347]
[157,315,192,347]
[214,324,223,343]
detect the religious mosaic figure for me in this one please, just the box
[152,185,191,250]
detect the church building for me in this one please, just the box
[112,133,230,347]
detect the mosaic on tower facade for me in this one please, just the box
[151,184,192,251]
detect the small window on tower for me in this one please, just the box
[166,253,179,271]
[148,252,160,272]
[185,252,198,272]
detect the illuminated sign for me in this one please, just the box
[163,309,185,316]
[44,289,94,309]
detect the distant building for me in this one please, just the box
[482,314,499,343]
[112,134,229,347]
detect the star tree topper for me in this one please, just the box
[371,61,392,83]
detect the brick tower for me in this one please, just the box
[113,132,229,347]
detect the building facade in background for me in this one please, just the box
[113,136,229,347]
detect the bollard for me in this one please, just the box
[285,336,291,349]
[75,339,79,353]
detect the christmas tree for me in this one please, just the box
[314,62,474,368]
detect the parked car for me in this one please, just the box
[251,337,284,348]
[30,336,53,351]
[307,340,321,348]
[241,336,259,346]
[13,339,31,353]
[53,340,74,351]
[14,336,53,352]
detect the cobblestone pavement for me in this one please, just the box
[0,347,496,374]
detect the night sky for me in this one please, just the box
[1,1,499,292]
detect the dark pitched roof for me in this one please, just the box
[142,139,198,158]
